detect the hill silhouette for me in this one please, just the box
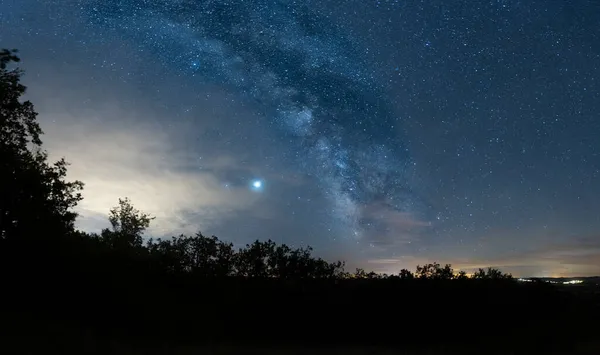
[1,49,599,354]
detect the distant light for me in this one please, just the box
[253,180,262,188]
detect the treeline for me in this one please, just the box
[1,49,598,354]
[84,198,514,282]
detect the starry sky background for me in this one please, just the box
[2,0,599,277]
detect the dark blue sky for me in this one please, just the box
[2,0,599,277]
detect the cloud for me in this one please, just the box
[19,50,323,243]
[363,202,431,230]
[39,106,261,237]
[448,237,600,277]
[366,236,600,277]
[359,201,431,248]
[364,255,433,274]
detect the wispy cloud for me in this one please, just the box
[450,237,600,277]
[40,108,261,237]
[359,201,431,248]
[366,236,600,277]
[364,255,432,274]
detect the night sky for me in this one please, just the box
[2,0,599,277]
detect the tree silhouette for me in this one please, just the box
[189,233,236,277]
[101,197,154,250]
[415,262,455,280]
[455,270,468,280]
[0,49,83,241]
[472,267,513,280]
[147,233,237,277]
[235,240,273,277]
[399,268,415,280]
[0,49,20,69]
[146,235,189,274]
[109,197,154,238]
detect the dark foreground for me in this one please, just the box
[3,265,600,354]
[1,235,599,355]
[4,305,600,355]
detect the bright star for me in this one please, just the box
[250,179,264,191]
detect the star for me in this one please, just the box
[251,179,264,191]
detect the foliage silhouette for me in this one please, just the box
[415,262,454,279]
[472,267,513,280]
[0,49,83,242]
[1,49,599,354]
[101,197,155,250]
[399,268,415,279]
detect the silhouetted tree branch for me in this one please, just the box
[0,48,83,241]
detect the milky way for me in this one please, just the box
[86,0,422,241]
[3,0,600,277]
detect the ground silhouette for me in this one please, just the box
[1,49,599,354]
